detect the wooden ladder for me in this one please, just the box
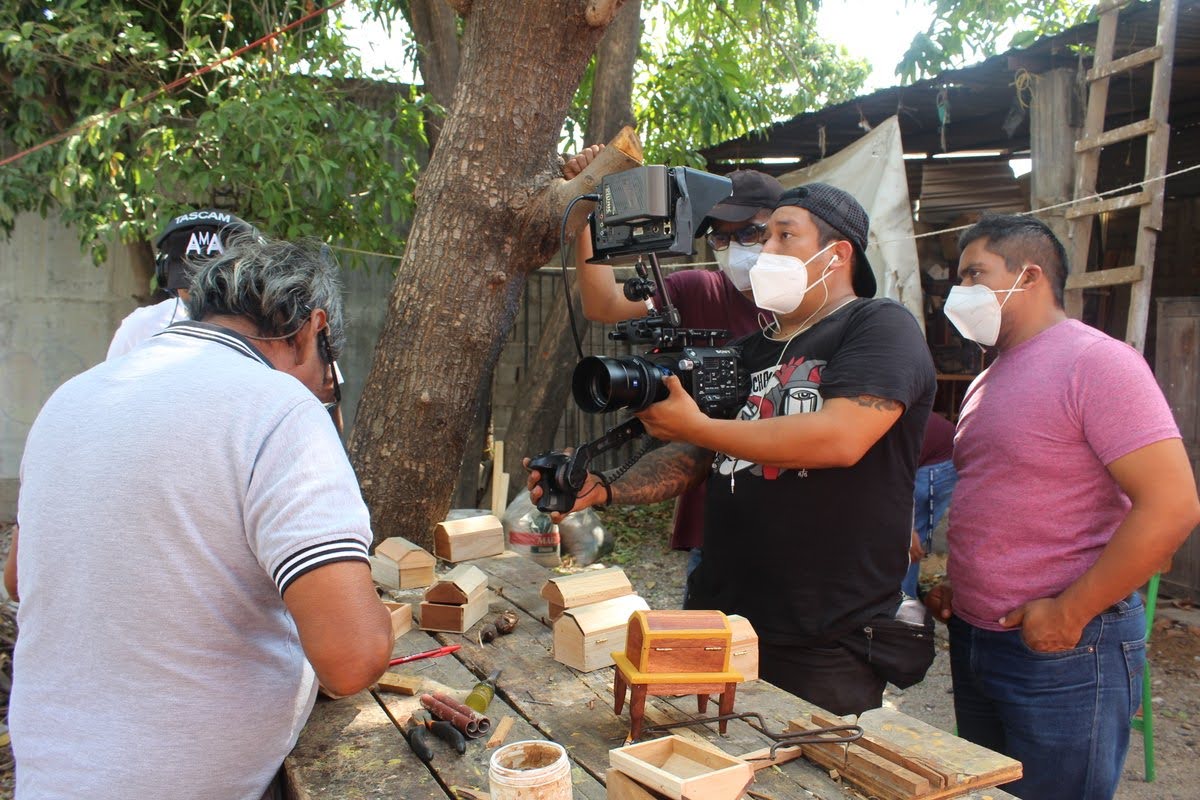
[1064,0,1179,353]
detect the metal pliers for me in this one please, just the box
[405,709,467,762]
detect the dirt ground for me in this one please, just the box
[1,510,1196,799]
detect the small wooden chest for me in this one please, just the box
[726,614,759,682]
[624,610,731,674]
[553,593,649,672]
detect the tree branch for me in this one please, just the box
[537,125,643,257]
[586,0,624,28]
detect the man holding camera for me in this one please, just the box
[566,146,781,594]
[9,236,392,799]
[532,183,935,715]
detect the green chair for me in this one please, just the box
[1131,573,1161,782]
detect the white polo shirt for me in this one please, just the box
[14,321,371,799]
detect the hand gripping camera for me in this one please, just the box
[531,166,751,513]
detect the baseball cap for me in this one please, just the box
[154,209,255,290]
[695,170,785,236]
[775,183,877,298]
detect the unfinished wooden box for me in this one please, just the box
[624,609,731,674]
[727,614,759,682]
[541,566,634,622]
[370,536,436,590]
[419,564,490,633]
[382,601,412,641]
[553,593,648,672]
[433,514,505,562]
[609,735,753,800]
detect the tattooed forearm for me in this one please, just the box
[851,394,903,412]
[608,443,711,506]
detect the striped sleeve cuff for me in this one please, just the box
[273,537,370,596]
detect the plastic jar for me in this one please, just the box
[488,740,573,800]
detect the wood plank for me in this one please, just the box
[1086,44,1163,82]
[808,711,950,790]
[1064,190,1149,219]
[857,708,1023,798]
[1127,0,1180,353]
[605,768,671,799]
[1074,117,1158,152]
[1063,265,1143,290]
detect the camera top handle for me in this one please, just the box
[528,417,646,513]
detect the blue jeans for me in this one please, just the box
[902,459,957,597]
[948,594,1145,800]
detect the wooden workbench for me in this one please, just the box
[284,553,1016,800]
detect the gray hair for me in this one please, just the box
[185,235,346,358]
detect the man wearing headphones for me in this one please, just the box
[106,208,255,360]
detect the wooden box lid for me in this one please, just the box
[424,564,489,605]
[433,514,505,561]
[624,610,731,674]
[540,566,633,609]
[374,536,436,567]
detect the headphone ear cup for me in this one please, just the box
[154,251,169,294]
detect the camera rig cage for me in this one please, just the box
[531,166,745,513]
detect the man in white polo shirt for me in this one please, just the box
[9,236,392,799]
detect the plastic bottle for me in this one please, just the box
[508,510,561,568]
[465,669,501,714]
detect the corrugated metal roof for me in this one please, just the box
[701,0,1200,197]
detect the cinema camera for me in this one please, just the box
[530,166,751,513]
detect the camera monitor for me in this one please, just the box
[588,166,733,262]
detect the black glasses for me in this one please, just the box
[706,223,768,252]
[318,330,341,410]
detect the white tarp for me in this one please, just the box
[777,116,924,330]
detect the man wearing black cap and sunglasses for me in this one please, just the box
[564,145,781,598]
[533,182,936,715]
[106,208,257,360]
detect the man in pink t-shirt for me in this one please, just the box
[924,215,1199,800]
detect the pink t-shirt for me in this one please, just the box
[948,319,1180,630]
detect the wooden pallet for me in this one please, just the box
[782,708,1021,800]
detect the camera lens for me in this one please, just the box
[572,356,668,413]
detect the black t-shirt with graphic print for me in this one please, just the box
[688,298,936,646]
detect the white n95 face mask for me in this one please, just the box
[943,266,1028,346]
[714,242,761,291]
[749,243,837,314]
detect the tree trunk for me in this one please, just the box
[587,0,641,144]
[349,0,635,550]
[498,0,644,502]
[406,0,462,152]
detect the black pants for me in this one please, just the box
[759,639,885,716]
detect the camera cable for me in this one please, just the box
[559,194,601,359]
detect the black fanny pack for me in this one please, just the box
[838,596,936,689]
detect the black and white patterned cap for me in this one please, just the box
[776,183,876,298]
